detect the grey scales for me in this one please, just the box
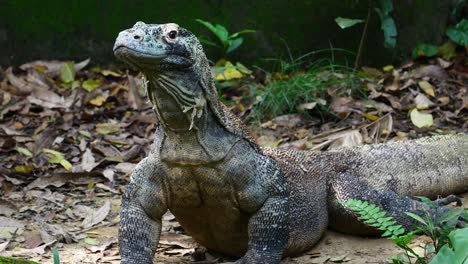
[113,22,468,264]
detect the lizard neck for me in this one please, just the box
[144,70,241,165]
[145,70,208,133]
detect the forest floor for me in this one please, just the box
[0,52,467,263]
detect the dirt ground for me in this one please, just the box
[32,194,467,264]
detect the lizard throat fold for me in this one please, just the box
[146,74,207,130]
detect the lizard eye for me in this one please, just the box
[168,30,178,40]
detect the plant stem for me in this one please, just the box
[354,0,373,71]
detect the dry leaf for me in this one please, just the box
[414,93,434,110]
[96,123,121,135]
[19,58,90,77]
[410,109,433,128]
[0,217,25,239]
[81,148,99,172]
[81,200,111,228]
[27,89,74,109]
[89,94,107,106]
[418,81,435,97]
[413,65,448,80]
[27,172,106,189]
[297,102,317,111]
[0,241,9,252]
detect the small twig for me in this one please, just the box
[354,0,373,71]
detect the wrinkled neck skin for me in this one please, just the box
[143,66,240,166]
[144,67,205,132]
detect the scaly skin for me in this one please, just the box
[114,22,468,264]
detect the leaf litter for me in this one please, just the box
[0,50,467,263]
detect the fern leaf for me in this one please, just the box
[342,199,406,239]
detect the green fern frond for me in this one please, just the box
[342,199,406,238]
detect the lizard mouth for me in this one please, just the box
[114,46,193,69]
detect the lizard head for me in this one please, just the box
[113,22,249,140]
[113,22,200,71]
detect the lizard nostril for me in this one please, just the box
[133,35,141,40]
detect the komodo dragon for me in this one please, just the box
[113,22,468,264]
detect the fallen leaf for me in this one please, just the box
[43,148,72,171]
[82,79,102,92]
[257,135,282,148]
[89,94,107,106]
[26,172,107,189]
[127,75,143,110]
[159,233,198,248]
[0,217,25,239]
[418,81,435,97]
[438,96,450,106]
[81,148,99,172]
[5,68,36,94]
[0,240,9,252]
[215,61,243,81]
[102,168,114,182]
[27,89,74,109]
[85,240,117,253]
[413,65,448,80]
[84,237,100,245]
[96,123,121,135]
[81,200,111,228]
[19,58,90,77]
[362,112,379,121]
[382,65,394,72]
[115,162,137,174]
[271,114,305,128]
[14,165,34,173]
[15,147,33,157]
[438,42,457,61]
[235,62,252,75]
[3,243,49,258]
[101,69,122,77]
[0,199,17,217]
[78,130,92,139]
[410,109,433,128]
[296,102,317,111]
[414,93,434,110]
[60,61,75,83]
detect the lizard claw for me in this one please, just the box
[434,194,462,206]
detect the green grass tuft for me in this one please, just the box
[252,61,361,122]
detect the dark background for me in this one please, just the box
[0,0,454,67]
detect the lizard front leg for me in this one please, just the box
[227,150,290,264]
[119,157,167,264]
[236,195,289,264]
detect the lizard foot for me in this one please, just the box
[434,194,462,206]
[418,195,466,229]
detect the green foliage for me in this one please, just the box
[408,197,466,252]
[429,228,468,264]
[450,0,467,19]
[342,199,405,238]
[195,19,255,55]
[446,19,468,46]
[335,17,364,29]
[0,257,39,264]
[412,44,438,59]
[342,198,468,264]
[252,57,359,121]
[374,0,397,49]
[53,248,60,264]
[60,61,75,83]
[438,42,457,61]
[335,0,397,49]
